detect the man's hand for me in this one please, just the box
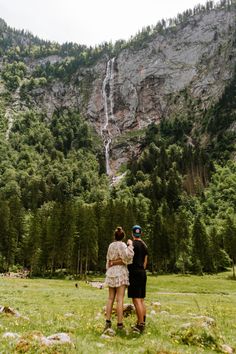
[108,258,124,267]
[127,239,133,246]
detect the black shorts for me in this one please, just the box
[128,269,147,298]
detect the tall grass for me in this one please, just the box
[0,272,235,353]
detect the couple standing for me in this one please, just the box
[104,225,148,334]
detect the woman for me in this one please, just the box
[104,226,134,332]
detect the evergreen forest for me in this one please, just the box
[0,0,236,278]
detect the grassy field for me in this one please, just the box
[0,272,235,353]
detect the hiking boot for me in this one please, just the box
[103,320,111,333]
[117,323,124,330]
[102,327,116,337]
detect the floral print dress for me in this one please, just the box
[105,241,134,287]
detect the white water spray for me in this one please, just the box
[101,58,116,176]
[5,110,14,140]
[5,88,20,140]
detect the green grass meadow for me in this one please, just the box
[0,272,235,353]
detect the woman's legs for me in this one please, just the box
[115,285,126,324]
[105,287,116,321]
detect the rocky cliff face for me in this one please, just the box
[86,9,236,174]
[2,8,236,176]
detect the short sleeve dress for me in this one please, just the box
[105,241,134,288]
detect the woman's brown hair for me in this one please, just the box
[114,226,125,241]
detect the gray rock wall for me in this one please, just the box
[86,9,236,173]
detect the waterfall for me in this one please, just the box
[5,110,14,140]
[101,58,115,176]
[5,88,20,140]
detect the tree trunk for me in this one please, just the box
[76,249,80,276]
[79,254,83,276]
[232,259,235,279]
[85,246,88,280]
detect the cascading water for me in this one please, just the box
[5,88,20,140]
[5,110,14,140]
[101,58,116,176]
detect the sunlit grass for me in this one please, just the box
[0,272,235,353]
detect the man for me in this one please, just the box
[127,225,148,333]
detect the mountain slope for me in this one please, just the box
[0,3,236,176]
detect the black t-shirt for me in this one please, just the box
[128,239,148,271]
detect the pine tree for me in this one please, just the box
[23,210,41,275]
[223,216,236,279]
[174,210,191,273]
[150,210,163,272]
[8,196,25,266]
[0,201,10,271]
[75,203,98,277]
[192,216,214,274]
[209,226,231,273]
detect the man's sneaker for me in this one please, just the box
[132,323,145,334]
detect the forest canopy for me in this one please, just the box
[0,0,236,278]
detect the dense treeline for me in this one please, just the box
[0,158,236,277]
[0,0,236,278]
[0,108,236,277]
[0,196,149,276]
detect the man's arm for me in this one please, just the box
[108,258,124,267]
[143,255,148,269]
[109,240,133,267]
